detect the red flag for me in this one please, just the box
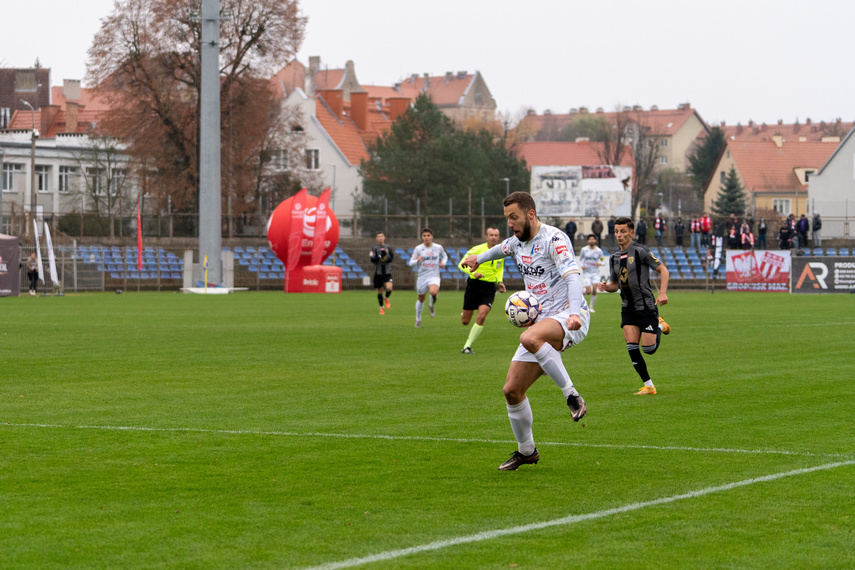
[136,196,143,271]
[287,188,308,272]
[310,188,331,266]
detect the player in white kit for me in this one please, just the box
[408,228,448,327]
[462,192,589,471]
[579,233,605,312]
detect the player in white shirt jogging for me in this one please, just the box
[408,228,448,327]
[579,233,605,312]
[462,192,589,471]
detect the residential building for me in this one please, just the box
[517,103,709,171]
[721,118,852,143]
[702,137,838,220]
[271,57,496,124]
[0,80,128,234]
[0,67,51,129]
[807,125,855,238]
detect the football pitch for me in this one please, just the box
[1,290,853,568]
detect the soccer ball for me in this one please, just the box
[505,291,542,328]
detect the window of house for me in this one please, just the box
[0,107,10,128]
[720,171,726,183]
[59,166,79,193]
[305,149,319,170]
[661,138,668,147]
[660,155,668,165]
[2,163,22,191]
[36,165,50,192]
[112,168,127,191]
[271,149,288,170]
[772,199,791,215]
[86,167,107,194]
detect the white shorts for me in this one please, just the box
[511,307,590,361]
[416,275,441,295]
[582,272,599,288]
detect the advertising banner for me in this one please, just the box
[725,250,790,292]
[0,233,20,297]
[792,257,855,294]
[531,165,632,218]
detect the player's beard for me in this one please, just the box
[519,218,533,242]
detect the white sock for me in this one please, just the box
[644,380,655,388]
[533,343,578,398]
[589,293,597,309]
[507,399,535,455]
[415,300,424,320]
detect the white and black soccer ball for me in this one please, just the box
[505,291,543,328]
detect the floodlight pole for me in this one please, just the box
[198,0,223,284]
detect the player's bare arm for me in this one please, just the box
[461,254,480,272]
[655,264,669,306]
[598,280,619,293]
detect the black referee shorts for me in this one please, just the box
[463,279,497,311]
[620,307,659,331]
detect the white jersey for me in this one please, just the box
[497,223,587,317]
[409,243,448,280]
[579,245,605,276]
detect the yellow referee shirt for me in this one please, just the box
[458,242,505,283]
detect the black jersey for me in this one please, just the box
[369,244,395,276]
[607,242,662,311]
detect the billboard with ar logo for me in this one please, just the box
[792,258,855,294]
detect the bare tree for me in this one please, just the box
[87,0,306,216]
[68,135,133,239]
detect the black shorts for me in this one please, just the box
[463,279,497,311]
[373,274,392,289]
[621,307,659,331]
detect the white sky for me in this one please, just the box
[2,0,853,127]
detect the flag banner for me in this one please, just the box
[43,224,59,286]
[286,188,308,272]
[792,257,855,294]
[725,250,790,292]
[0,233,21,297]
[713,237,723,275]
[33,219,44,283]
[136,196,143,271]
[310,188,331,266]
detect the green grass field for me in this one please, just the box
[1,289,853,569]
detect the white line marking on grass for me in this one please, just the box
[1,422,848,459]
[305,459,855,570]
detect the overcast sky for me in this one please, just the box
[2,0,852,127]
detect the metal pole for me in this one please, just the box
[197,0,223,284]
[501,178,510,237]
[21,100,38,236]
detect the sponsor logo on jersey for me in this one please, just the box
[521,255,532,264]
[556,245,568,255]
[628,256,634,265]
[527,282,547,295]
[519,264,545,276]
[533,244,541,253]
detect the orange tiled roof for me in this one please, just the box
[314,68,345,91]
[722,119,853,142]
[512,141,634,168]
[314,96,394,165]
[727,140,838,193]
[50,86,112,111]
[9,108,105,136]
[523,105,703,137]
[395,73,474,107]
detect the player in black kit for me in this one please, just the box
[369,232,395,314]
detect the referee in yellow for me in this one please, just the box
[459,227,506,354]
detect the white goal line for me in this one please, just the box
[0,422,847,458]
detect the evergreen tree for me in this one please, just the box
[711,165,748,216]
[359,93,529,235]
[686,127,726,199]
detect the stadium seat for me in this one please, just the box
[839,248,850,256]
[826,248,837,256]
